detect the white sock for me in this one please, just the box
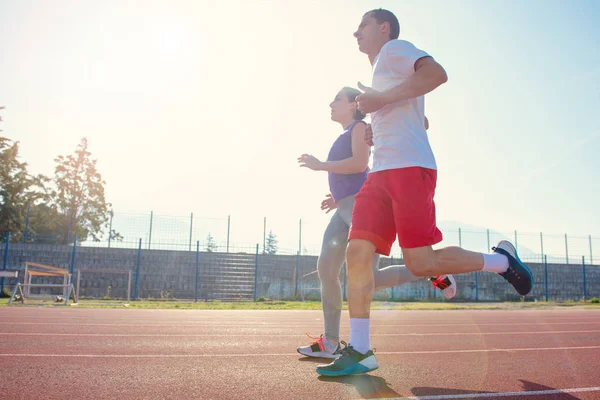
[349,318,370,354]
[482,253,509,273]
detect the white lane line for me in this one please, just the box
[1,330,599,338]
[389,386,600,399]
[2,321,600,328]
[1,345,600,358]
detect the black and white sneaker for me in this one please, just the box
[493,240,534,296]
[297,334,342,359]
[429,274,457,300]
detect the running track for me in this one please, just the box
[1,308,599,399]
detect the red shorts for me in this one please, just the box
[349,167,443,255]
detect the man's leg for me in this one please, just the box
[315,238,380,376]
[403,246,484,277]
[316,172,394,376]
[346,238,377,346]
[392,168,533,296]
[334,195,380,321]
[403,243,533,296]
[335,195,448,297]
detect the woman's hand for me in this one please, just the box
[321,194,337,213]
[298,154,324,171]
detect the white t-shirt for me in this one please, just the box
[370,40,437,172]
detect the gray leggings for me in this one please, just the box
[318,195,419,342]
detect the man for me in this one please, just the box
[316,9,533,377]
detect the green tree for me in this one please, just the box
[27,203,65,244]
[0,137,46,242]
[206,233,217,252]
[49,137,112,242]
[265,230,278,255]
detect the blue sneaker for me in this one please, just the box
[492,240,534,296]
[316,341,378,376]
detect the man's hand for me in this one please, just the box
[298,154,323,171]
[321,194,337,213]
[364,124,373,146]
[356,82,388,114]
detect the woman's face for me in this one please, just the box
[329,90,356,123]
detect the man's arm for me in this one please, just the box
[381,57,447,105]
[356,57,447,114]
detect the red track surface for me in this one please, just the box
[1,308,599,399]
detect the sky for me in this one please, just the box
[1,0,599,258]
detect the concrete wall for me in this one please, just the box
[1,243,599,302]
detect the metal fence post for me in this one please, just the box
[1,233,10,294]
[295,252,300,298]
[253,244,259,301]
[540,232,544,264]
[458,228,462,248]
[66,211,72,244]
[148,211,153,250]
[134,239,142,300]
[565,233,569,264]
[590,235,593,265]
[69,235,77,274]
[226,215,231,253]
[195,241,200,302]
[582,256,587,302]
[544,255,548,302]
[189,213,193,251]
[514,230,518,251]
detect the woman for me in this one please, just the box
[296,87,456,358]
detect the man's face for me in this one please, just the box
[353,14,381,55]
